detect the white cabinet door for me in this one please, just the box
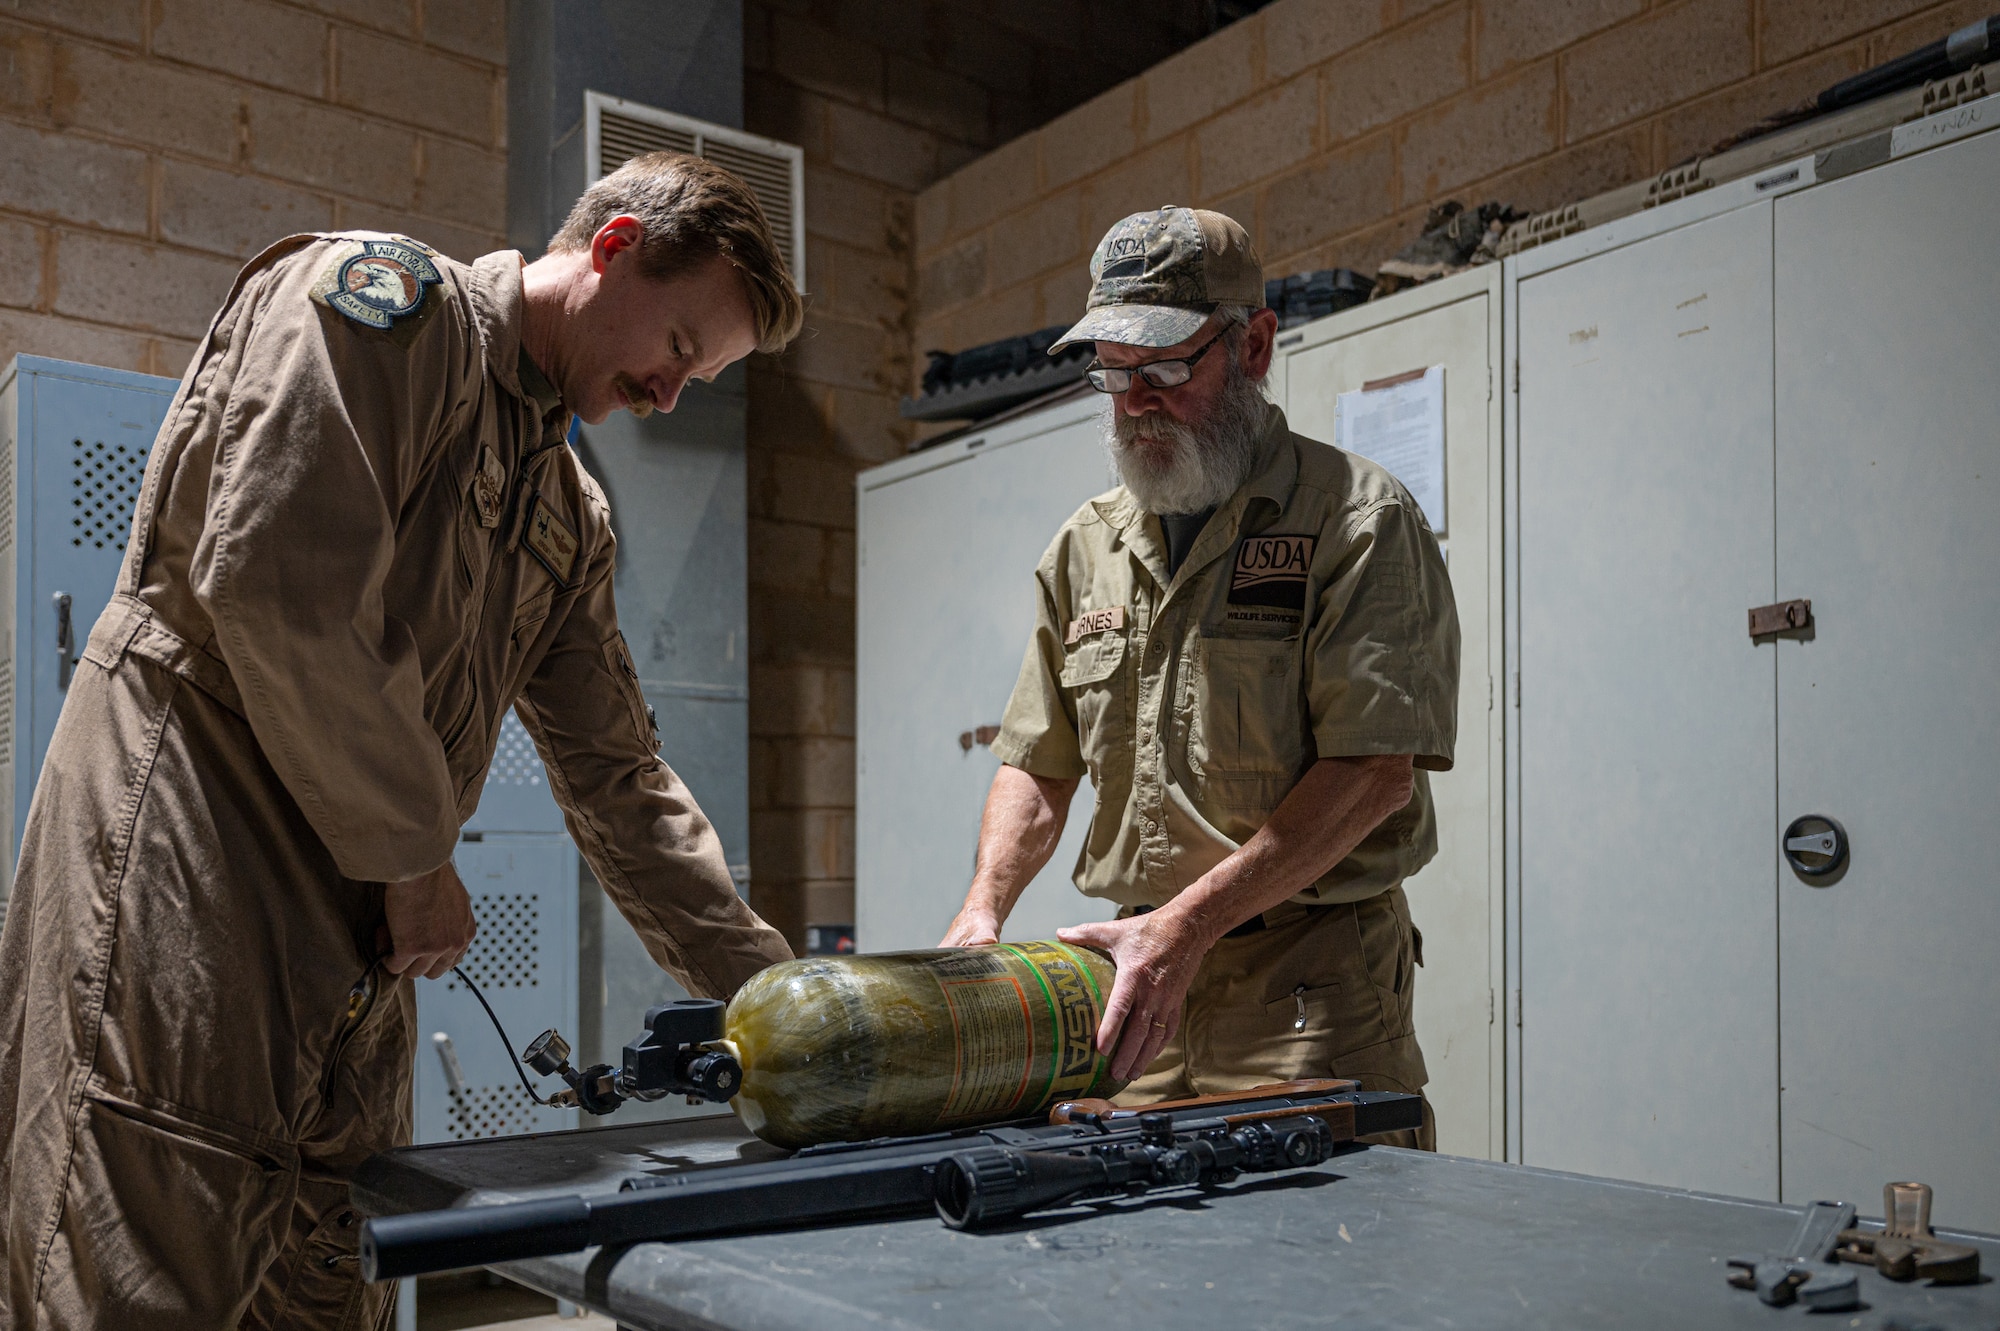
[856,405,1120,952]
[1279,273,1502,1160]
[1774,128,2000,1230]
[1516,203,1780,1197]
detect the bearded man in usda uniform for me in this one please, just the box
[941,208,1458,1149]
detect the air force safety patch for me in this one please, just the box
[1227,534,1316,617]
[324,240,441,329]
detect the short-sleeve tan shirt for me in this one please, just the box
[993,403,1459,908]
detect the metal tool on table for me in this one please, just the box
[1727,1199,1862,1309]
[1835,1182,1981,1285]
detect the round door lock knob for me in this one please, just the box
[1783,815,1848,879]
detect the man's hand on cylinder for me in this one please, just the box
[380,861,479,980]
[938,907,1001,948]
[1057,908,1212,1082]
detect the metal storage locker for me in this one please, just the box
[855,391,1120,951]
[1267,267,1505,1162]
[1510,197,1787,1199]
[1504,90,2000,1223]
[0,355,177,881]
[1771,121,2000,1229]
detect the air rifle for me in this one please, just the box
[359,1078,1421,1281]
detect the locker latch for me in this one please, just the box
[432,1031,468,1097]
[53,592,74,689]
[1748,598,1813,639]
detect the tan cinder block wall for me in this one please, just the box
[0,0,505,380]
[913,0,1977,364]
[741,0,1213,948]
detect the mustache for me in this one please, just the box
[1100,355,1269,515]
[614,374,654,418]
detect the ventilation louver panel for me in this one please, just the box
[585,91,805,292]
[597,111,696,175]
[700,137,798,288]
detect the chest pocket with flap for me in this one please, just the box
[1198,635,1308,798]
[1059,628,1129,751]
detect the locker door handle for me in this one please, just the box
[1783,815,1848,880]
[433,1032,468,1097]
[53,592,74,689]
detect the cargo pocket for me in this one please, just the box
[65,1091,292,1322]
[256,1186,378,1331]
[601,631,658,752]
[1239,980,1349,1083]
[430,661,479,758]
[511,586,553,652]
[1059,630,1130,753]
[1198,635,1307,809]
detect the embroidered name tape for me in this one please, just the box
[325,240,441,329]
[522,491,579,586]
[1228,535,1316,611]
[1065,605,1126,644]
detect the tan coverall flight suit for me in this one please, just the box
[994,402,1459,1148]
[0,232,791,1330]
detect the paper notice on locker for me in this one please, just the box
[1334,365,1446,535]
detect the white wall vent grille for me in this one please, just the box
[585,90,806,293]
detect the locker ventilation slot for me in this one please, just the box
[447,892,540,988]
[445,1083,541,1140]
[487,711,546,787]
[71,437,147,550]
[0,455,12,553]
[0,657,12,767]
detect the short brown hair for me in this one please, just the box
[550,151,805,354]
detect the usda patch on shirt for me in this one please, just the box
[1227,534,1315,621]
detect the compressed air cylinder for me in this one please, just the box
[725,941,1125,1149]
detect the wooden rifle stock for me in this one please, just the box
[1049,1078,1359,1124]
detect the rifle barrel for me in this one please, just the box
[360,1088,1422,1281]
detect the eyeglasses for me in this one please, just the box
[1085,327,1229,393]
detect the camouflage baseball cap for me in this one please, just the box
[1049,206,1264,353]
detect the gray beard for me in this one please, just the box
[1100,357,1270,515]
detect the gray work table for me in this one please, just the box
[354,1113,2000,1330]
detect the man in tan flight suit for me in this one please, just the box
[0,152,803,1329]
[943,208,1458,1148]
